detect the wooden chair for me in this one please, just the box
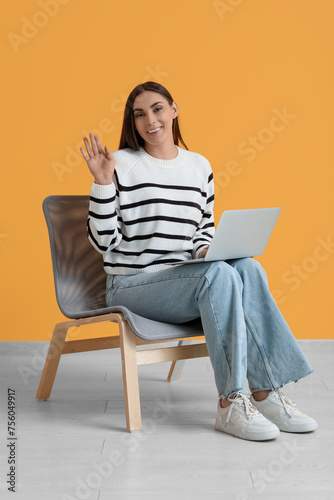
[36,196,208,431]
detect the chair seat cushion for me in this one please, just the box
[76,305,204,341]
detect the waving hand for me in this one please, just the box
[80,132,115,185]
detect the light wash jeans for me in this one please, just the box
[105,258,313,398]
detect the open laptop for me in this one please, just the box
[172,207,281,265]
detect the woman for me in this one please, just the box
[80,81,317,441]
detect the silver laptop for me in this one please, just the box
[173,207,281,265]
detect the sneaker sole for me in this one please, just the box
[215,420,280,441]
[268,419,318,433]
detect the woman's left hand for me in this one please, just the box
[198,246,209,259]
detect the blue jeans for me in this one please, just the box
[105,258,313,398]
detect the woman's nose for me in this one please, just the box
[147,112,156,125]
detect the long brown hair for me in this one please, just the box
[119,81,188,151]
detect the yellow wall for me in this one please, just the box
[1,0,333,341]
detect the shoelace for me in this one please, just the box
[274,389,297,418]
[225,392,259,425]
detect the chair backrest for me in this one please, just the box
[43,195,108,319]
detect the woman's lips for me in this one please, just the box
[147,126,162,135]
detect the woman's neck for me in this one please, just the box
[143,140,178,160]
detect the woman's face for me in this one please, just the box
[133,91,178,147]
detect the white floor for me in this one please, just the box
[0,340,333,500]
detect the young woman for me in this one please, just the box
[80,81,317,441]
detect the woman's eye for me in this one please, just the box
[135,107,162,118]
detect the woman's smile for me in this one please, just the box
[147,126,162,135]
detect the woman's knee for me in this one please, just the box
[229,257,268,281]
[229,257,261,271]
[204,260,242,287]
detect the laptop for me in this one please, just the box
[172,207,281,265]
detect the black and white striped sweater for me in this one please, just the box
[87,145,215,274]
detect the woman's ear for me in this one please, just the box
[172,101,179,118]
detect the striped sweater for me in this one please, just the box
[87,145,215,275]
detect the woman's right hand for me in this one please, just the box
[80,131,116,185]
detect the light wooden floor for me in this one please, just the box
[0,340,333,500]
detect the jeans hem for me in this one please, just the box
[249,368,314,394]
[218,387,246,399]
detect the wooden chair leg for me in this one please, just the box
[167,340,193,382]
[36,323,69,401]
[119,319,142,432]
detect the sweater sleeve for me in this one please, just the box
[87,176,123,255]
[192,169,215,259]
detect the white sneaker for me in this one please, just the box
[215,392,280,441]
[250,389,318,433]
